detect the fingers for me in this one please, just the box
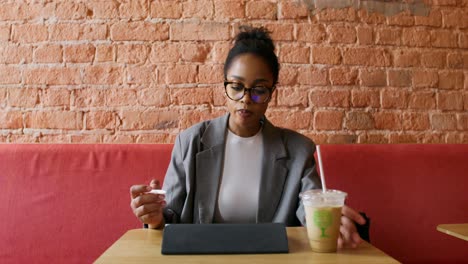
[131,193,165,210]
[134,201,166,218]
[150,179,161,189]
[130,184,151,199]
[339,213,364,249]
[342,205,366,225]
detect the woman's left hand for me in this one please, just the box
[338,205,366,249]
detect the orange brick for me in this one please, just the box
[414,9,442,27]
[199,64,223,84]
[180,109,222,129]
[150,0,183,19]
[388,133,418,144]
[39,135,71,143]
[95,45,115,62]
[316,7,356,22]
[401,28,431,47]
[358,9,386,24]
[311,46,341,65]
[458,114,468,130]
[386,12,414,26]
[438,71,464,89]
[116,44,149,64]
[329,25,356,44]
[393,49,420,67]
[180,42,210,62]
[388,70,411,87]
[119,0,148,20]
[64,44,96,63]
[358,133,388,144]
[150,43,181,63]
[0,111,23,129]
[442,9,468,29]
[25,67,81,85]
[437,91,464,110]
[278,65,298,86]
[50,23,107,41]
[0,45,33,64]
[412,70,438,88]
[408,91,436,110]
[344,111,374,130]
[55,2,87,20]
[183,0,214,19]
[359,69,386,87]
[0,3,54,21]
[266,110,312,130]
[277,87,308,107]
[314,110,344,130]
[41,88,70,107]
[74,88,106,108]
[381,88,409,109]
[105,89,137,107]
[120,109,179,130]
[278,0,308,19]
[279,44,309,64]
[207,42,230,63]
[25,111,82,130]
[103,135,134,143]
[297,67,328,86]
[83,65,123,85]
[327,134,357,144]
[34,45,62,63]
[431,30,458,48]
[162,65,198,84]
[447,53,464,69]
[342,47,390,66]
[0,66,21,84]
[460,33,468,48]
[137,87,170,107]
[421,51,446,68]
[0,25,10,41]
[127,65,156,85]
[431,113,457,131]
[8,134,38,143]
[356,26,373,45]
[329,67,358,85]
[375,28,401,46]
[170,22,229,41]
[309,89,350,108]
[374,111,402,130]
[296,24,327,43]
[136,134,173,144]
[171,87,212,105]
[86,111,115,130]
[246,0,276,19]
[9,88,39,107]
[88,1,119,19]
[256,23,294,41]
[111,22,169,41]
[12,24,48,43]
[351,89,380,108]
[214,0,245,19]
[402,113,430,131]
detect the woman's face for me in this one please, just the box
[225,53,275,137]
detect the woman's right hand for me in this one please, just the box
[130,179,166,229]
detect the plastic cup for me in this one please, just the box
[300,189,347,253]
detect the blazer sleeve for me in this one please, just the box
[162,134,187,224]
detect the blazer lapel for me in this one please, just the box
[257,118,288,223]
[195,114,229,223]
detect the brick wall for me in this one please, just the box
[0,0,467,144]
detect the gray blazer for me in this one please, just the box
[162,114,321,226]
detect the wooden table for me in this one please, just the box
[437,223,468,241]
[95,227,399,263]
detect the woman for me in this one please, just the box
[130,26,365,248]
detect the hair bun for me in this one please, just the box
[235,26,275,52]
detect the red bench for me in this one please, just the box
[1,144,467,263]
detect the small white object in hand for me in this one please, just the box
[148,189,166,195]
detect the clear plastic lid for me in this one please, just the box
[299,189,347,207]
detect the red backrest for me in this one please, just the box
[319,144,468,263]
[0,144,173,264]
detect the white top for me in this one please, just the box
[214,128,263,223]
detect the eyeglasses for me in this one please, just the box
[224,81,273,104]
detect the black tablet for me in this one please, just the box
[161,223,289,255]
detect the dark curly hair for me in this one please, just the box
[224,26,280,86]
